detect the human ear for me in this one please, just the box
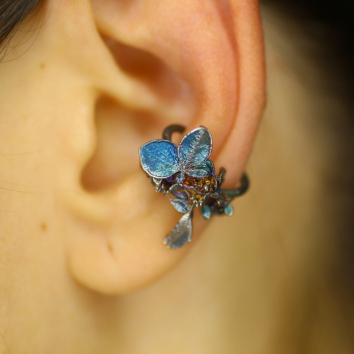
[55,0,265,294]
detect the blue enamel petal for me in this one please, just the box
[224,204,234,216]
[168,197,190,214]
[201,204,211,219]
[168,184,190,200]
[186,159,215,178]
[178,127,212,169]
[139,140,179,178]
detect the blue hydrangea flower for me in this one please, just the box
[139,126,214,183]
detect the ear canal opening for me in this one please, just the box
[81,94,161,192]
[81,35,196,192]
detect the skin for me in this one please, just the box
[0,0,351,353]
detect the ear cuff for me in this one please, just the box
[139,124,249,249]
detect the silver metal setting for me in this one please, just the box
[139,124,249,249]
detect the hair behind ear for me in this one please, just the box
[0,0,43,58]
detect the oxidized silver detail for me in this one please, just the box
[139,124,249,249]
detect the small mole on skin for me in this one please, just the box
[40,63,46,69]
[41,223,47,231]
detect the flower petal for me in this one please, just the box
[139,140,179,178]
[186,159,215,178]
[178,127,212,169]
[168,184,190,200]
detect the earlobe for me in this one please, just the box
[61,0,265,294]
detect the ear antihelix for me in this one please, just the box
[101,37,196,107]
[91,0,238,156]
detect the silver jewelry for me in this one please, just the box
[139,124,249,249]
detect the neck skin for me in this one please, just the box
[0,6,349,354]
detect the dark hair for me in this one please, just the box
[0,0,42,57]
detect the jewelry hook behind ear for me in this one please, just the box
[162,124,186,140]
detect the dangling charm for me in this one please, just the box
[139,124,249,249]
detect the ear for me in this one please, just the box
[55,0,265,294]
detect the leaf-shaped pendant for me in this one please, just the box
[139,140,179,178]
[167,196,191,213]
[164,205,194,249]
[178,127,212,169]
